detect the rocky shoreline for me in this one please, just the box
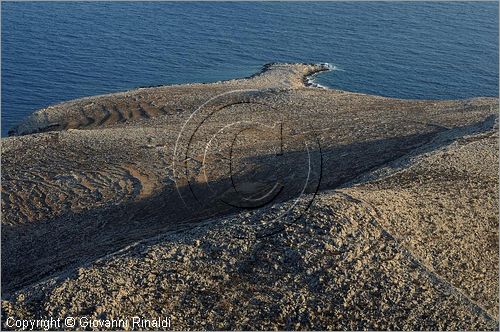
[2,63,498,330]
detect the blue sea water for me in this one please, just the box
[2,2,498,136]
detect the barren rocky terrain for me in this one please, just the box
[2,63,498,330]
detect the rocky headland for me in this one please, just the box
[1,63,498,330]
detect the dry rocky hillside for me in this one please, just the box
[2,63,499,330]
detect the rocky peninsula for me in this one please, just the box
[2,63,498,330]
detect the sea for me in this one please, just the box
[2,2,498,136]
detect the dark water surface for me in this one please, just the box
[2,2,498,136]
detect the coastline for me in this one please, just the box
[8,62,492,137]
[302,63,336,89]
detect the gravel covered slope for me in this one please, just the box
[344,124,499,317]
[2,132,498,329]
